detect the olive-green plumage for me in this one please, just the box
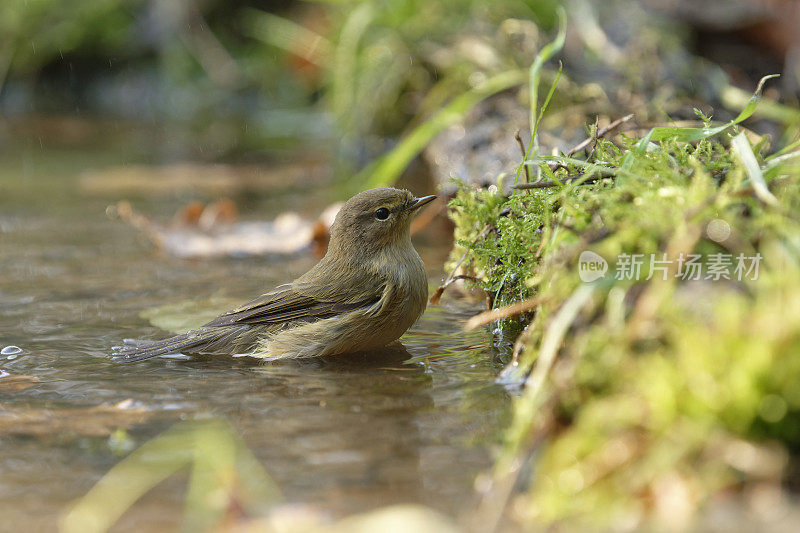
[112,188,435,363]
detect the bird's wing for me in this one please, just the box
[203,278,384,328]
[113,263,388,363]
[111,283,356,363]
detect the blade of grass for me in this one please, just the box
[497,284,596,474]
[523,7,566,182]
[61,425,196,533]
[360,69,527,189]
[529,7,567,135]
[619,127,654,171]
[242,9,331,66]
[722,75,796,125]
[61,420,281,533]
[766,138,800,161]
[332,3,374,131]
[517,63,563,184]
[731,74,781,123]
[183,422,238,533]
[765,150,800,174]
[732,132,779,206]
[526,285,595,395]
[637,74,780,145]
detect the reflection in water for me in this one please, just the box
[62,418,282,533]
[0,146,511,531]
[222,344,436,515]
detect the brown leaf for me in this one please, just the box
[111,200,341,259]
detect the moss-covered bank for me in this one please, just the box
[446,90,800,528]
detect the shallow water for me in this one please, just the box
[0,136,511,530]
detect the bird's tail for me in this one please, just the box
[111,328,228,363]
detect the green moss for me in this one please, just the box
[446,112,800,528]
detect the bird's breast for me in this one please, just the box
[373,243,428,322]
[254,242,428,359]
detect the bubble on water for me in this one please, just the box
[0,370,9,378]
[1,345,22,356]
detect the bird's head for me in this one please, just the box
[327,188,436,258]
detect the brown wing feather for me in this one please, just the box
[203,276,383,328]
[113,259,387,362]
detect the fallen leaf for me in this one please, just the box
[112,200,341,259]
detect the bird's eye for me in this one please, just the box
[374,207,390,220]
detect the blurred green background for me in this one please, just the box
[0,0,558,165]
[2,0,796,180]
[3,2,800,531]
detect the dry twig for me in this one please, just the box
[430,224,493,305]
[511,168,616,190]
[514,130,531,183]
[429,275,483,306]
[464,296,541,331]
[565,114,634,157]
[110,201,165,250]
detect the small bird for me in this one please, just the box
[112,188,435,363]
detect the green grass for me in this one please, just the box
[445,78,800,529]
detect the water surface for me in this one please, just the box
[0,135,510,530]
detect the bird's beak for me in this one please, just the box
[407,195,437,212]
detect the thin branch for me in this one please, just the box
[514,130,531,182]
[430,224,493,305]
[585,115,600,161]
[526,285,594,391]
[565,114,634,157]
[110,201,165,250]
[511,168,616,190]
[179,2,244,89]
[464,296,541,331]
[471,403,556,533]
[429,275,483,306]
